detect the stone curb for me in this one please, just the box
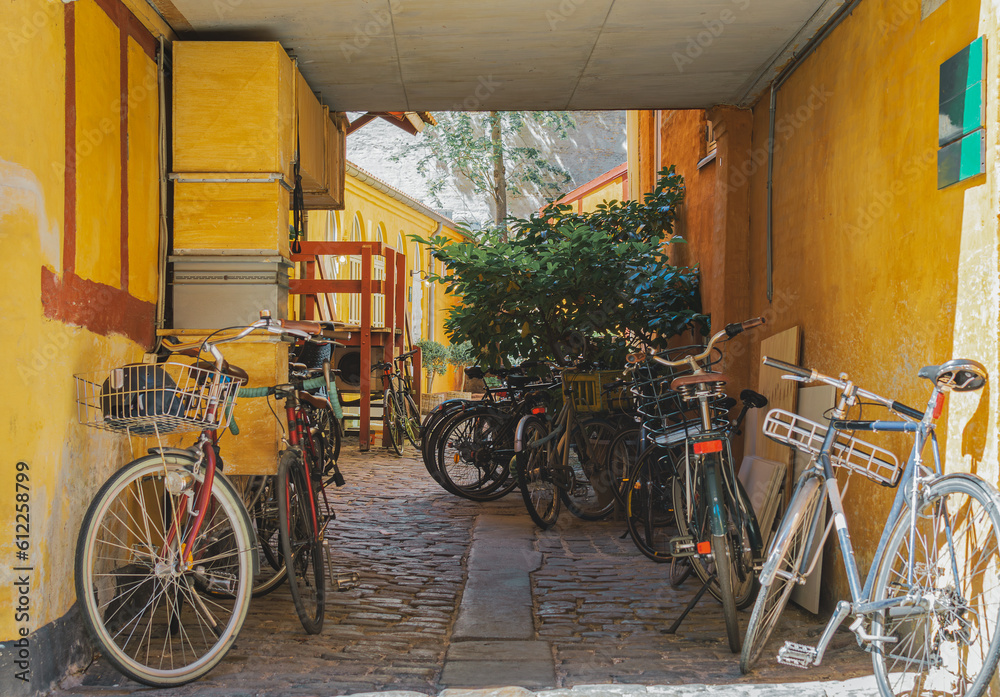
[343,675,880,697]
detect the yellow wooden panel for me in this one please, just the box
[127,37,159,303]
[297,69,326,192]
[173,42,294,179]
[302,112,346,210]
[755,326,801,505]
[75,0,121,288]
[173,181,290,256]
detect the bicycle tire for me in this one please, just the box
[517,416,562,529]
[231,475,287,597]
[673,453,759,610]
[75,454,254,686]
[421,401,469,482]
[277,450,325,634]
[625,448,678,562]
[560,417,619,521]
[870,474,1000,697]
[401,391,422,448]
[714,529,741,653]
[383,389,404,455]
[608,425,641,507]
[740,475,824,673]
[437,410,518,501]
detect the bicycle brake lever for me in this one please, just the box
[781,375,809,383]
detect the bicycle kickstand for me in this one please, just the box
[662,572,716,635]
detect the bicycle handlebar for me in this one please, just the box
[627,316,766,370]
[761,355,924,419]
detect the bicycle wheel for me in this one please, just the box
[310,405,341,473]
[608,426,641,507]
[870,474,1000,697]
[401,391,422,449]
[740,475,824,673]
[517,416,562,529]
[277,450,325,634]
[625,448,678,562]
[231,475,287,597]
[560,417,618,521]
[421,401,468,483]
[674,453,760,610]
[437,410,518,501]
[383,389,403,455]
[714,528,741,653]
[75,454,254,686]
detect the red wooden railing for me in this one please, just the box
[289,240,421,451]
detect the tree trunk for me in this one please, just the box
[489,111,507,238]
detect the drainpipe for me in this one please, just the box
[766,0,864,302]
[154,35,168,348]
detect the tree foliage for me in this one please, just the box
[416,167,708,368]
[399,111,575,229]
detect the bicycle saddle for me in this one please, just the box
[918,359,987,392]
[671,372,729,391]
[740,389,769,409]
[465,366,485,380]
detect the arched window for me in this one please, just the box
[373,223,387,327]
[348,214,364,324]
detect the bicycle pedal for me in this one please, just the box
[776,641,818,668]
[669,536,696,557]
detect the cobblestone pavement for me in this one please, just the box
[52,440,875,697]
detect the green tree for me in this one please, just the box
[400,111,575,233]
[415,339,450,392]
[417,167,708,368]
[447,341,477,391]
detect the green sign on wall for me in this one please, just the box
[938,36,985,188]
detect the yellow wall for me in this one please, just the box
[0,1,164,691]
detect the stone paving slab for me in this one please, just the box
[49,439,877,697]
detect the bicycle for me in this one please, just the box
[238,326,350,634]
[372,348,422,455]
[434,372,557,501]
[513,365,623,529]
[739,356,1000,697]
[625,317,767,653]
[73,312,312,686]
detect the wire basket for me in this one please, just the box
[763,408,901,486]
[563,369,626,413]
[75,362,244,435]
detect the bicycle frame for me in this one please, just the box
[773,386,942,622]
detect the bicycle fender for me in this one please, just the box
[702,454,728,538]
[514,416,536,452]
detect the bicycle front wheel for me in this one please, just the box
[437,410,518,501]
[75,454,254,686]
[625,447,678,562]
[517,416,562,529]
[383,389,404,455]
[870,474,1000,697]
[740,475,824,673]
[401,391,422,449]
[277,450,326,634]
[560,418,619,521]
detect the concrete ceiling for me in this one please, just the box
[156,0,848,111]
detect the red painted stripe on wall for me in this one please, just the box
[63,2,76,275]
[119,3,129,292]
